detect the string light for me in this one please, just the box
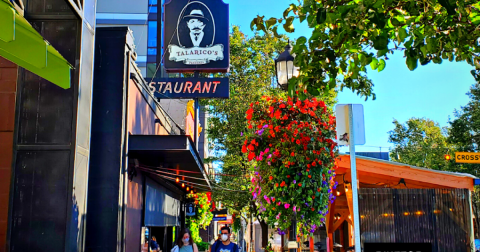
[176,177,179,183]
[404,212,409,216]
[187,187,190,191]
[415,211,423,215]
[182,183,185,188]
[336,191,340,196]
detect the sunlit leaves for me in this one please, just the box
[249,0,480,100]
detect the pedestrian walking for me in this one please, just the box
[172,228,199,252]
[151,236,160,252]
[210,227,239,252]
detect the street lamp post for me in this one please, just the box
[275,41,300,90]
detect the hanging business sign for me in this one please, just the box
[164,0,229,72]
[212,216,227,221]
[146,77,229,99]
[186,203,196,217]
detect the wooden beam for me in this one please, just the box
[333,213,348,232]
[337,155,475,191]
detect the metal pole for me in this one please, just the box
[468,190,475,252]
[193,72,200,149]
[348,104,361,252]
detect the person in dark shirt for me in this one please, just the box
[211,227,238,252]
[151,236,160,251]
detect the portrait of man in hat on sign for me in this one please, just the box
[185,9,208,47]
[176,3,214,48]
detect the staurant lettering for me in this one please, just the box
[149,81,220,94]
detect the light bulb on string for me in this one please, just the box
[182,183,185,188]
[176,177,179,183]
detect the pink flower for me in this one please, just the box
[265,148,270,153]
[276,213,281,220]
[277,202,281,206]
[284,203,290,209]
[293,206,297,212]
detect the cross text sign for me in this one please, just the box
[455,152,480,163]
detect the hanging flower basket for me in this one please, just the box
[186,193,213,243]
[242,96,338,236]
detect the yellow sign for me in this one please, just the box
[455,152,480,163]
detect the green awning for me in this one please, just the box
[0,0,73,89]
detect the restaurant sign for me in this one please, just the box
[164,0,229,72]
[146,78,229,99]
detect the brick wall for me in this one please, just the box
[0,57,17,252]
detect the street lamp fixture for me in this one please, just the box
[275,41,300,90]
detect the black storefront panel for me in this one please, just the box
[145,177,180,227]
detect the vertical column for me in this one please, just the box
[0,57,17,252]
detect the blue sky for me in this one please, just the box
[224,0,476,153]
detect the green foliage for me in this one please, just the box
[388,118,454,170]
[251,0,480,99]
[232,215,242,233]
[186,193,213,243]
[197,242,210,251]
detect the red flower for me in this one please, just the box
[248,145,255,151]
[311,208,315,211]
[317,188,321,192]
[269,176,273,180]
[274,110,281,119]
[312,196,315,199]
[242,145,247,153]
[312,161,317,167]
[298,183,302,187]
[275,183,279,187]
[287,175,290,178]
[308,175,312,178]
[273,207,275,210]
[296,139,300,144]
[291,152,295,157]
[272,197,275,202]
[248,152,255,161]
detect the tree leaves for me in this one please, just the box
[378,59,386,72]
[373,36,389,50]
[370,58,379,70]
[397,28,408,44]
[249,0,480,100]
[283,16,295,33]
[406,56,418,71]
[316,8,326,24]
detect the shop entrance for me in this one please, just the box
[149,226,177,252]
